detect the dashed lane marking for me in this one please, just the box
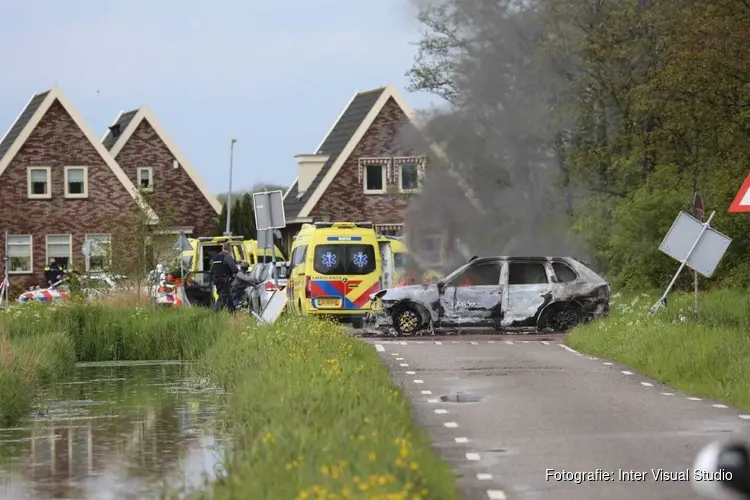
[435,409,448,414]
[487,491,507,500]
[427,399,439,403]
[621,371,633,375]
[421,390,432,395]
[641,382,653,387]
[435,341,443,345]
[444,422,458,428]
[406,371,416,375]
[603,362,613,366]
[505,340,514,345]
[466,453,481,461]
[399,363,408,367]
[687,397,702,401]
[455,437,469,443]
[414,379,424,384]
[375,344,385,352]
[477,473,493,480]
[662,392,674,396]
[541,341,550,345]
[740,415,750,420]
[713,404,729,409]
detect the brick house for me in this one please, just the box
[281,84,484,270]
[101,106,221,237]
[0,86,159,289]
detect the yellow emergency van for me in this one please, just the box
[288,222,394,325]
[179,236,248,273]
[378,235,409,283]
[243,240,286,265]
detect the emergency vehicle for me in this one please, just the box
[287,222,394,325]
[243,240,286,264]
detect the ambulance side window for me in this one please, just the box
[291,245,307,271]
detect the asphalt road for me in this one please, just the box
[368,337,750,500]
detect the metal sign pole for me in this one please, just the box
[179,231,185,284]
[693,192,704,318]
[1,230,9,306]
[650,211,716,315]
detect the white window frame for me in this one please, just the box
[84,233,112,272]
[64,166,89,199]
[137,167,154,192]
[45,234,73,270]
[363,164,387,194]
[7,235,33,274]
[27,167,51,199]
[398,164,422,193]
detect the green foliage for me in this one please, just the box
[568,289,750,409]
[408,0,750,290]
[193,315,459,499]
[214,193,256,238]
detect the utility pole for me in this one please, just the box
[224,138,237,236]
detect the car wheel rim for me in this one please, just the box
[551,309,578,332]
[397,310,419,335]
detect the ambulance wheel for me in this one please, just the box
[392,305,422,336]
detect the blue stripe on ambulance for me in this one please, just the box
[313,280,358,309]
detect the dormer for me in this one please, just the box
[295,153,330,193]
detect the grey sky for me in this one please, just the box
[0,1,440,194]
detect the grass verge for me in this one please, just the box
[567,288,750,409]
[193,315,459,500]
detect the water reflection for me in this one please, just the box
[0,362,230,499]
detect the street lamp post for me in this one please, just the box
[224,139,237,236]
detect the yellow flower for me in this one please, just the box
[368,452,377,462]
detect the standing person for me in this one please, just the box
[44,258,62,287]
[230,261,255,310]
[209,242,238,312]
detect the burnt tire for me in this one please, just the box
[392,305,422,336]
[539,304,581,333]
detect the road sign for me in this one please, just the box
[257,229,272,250]
[659,211,731,278]
[693,192,704,221]
[173,234,193,252]
[729,173,750,213]
[253,190,286,230]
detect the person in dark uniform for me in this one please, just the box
[44,258,63,287]
[209,242,238,312]
[230,261,255,310]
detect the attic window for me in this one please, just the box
[109,123,121,138]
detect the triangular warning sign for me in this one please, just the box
[729,173,750,213]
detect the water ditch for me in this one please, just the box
[0,361,231,500]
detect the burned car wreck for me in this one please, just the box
[368,256,610,336]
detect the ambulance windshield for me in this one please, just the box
[313,244,377,275]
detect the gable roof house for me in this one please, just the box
[102,106,221,237]
[0,86,159,289]
[281,84,484,271]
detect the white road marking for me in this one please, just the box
[523,340,529,344]
[375,344,385,352]
[487,491,507,500]
[417,341,424,344]
[477,473,493,480]
[427,398,439,403]
[399,363,408,367]
[400,341,407,345]
[622,371,633,375]
[396,357,404,360]
[453,341,460,343]
[421,390,432,395]
[455,437,469,443]
[575,353,583,356]
[541,341,549,345]
[641,382,653,387]
[662,392,674,396]
[435,409,448,414]
[505,341,514,345]
[687,397,702,401]
[470,341,478,345]
[488,341,496,344]
[414,379,424,384]
[466,453,481,461]
[562,345,578,353]
[406,371,416,375]
[713,404,729,409]
[739,415,750,420]
[390,353,399,356]
[435,341,443,345]
[603,362,613,366]
[444,422,458,428]
[588,357,598,360]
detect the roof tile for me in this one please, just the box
[0,90,50,163]
[102,109,138,150]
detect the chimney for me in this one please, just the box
[295,153,330,193]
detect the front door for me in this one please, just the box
[438,261,505,328]
[502,260,553,327]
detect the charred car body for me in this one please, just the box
[368,256,609,336]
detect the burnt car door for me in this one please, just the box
[438,260,505,327]
[502,260,553,327]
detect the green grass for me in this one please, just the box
[0,303,459,499]
[191,315,458,500]
[567,288,750,409]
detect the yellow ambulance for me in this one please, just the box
[243,240,286,265]
[288,222,394,325]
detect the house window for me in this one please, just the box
[84,234,111,272]
[46,234,72,270]
[27,167,51,199]
[64,166,88,198]
[364,164,386,194]
[138,167,153,191]
[399,164,420,192]
[7,235,33,274]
